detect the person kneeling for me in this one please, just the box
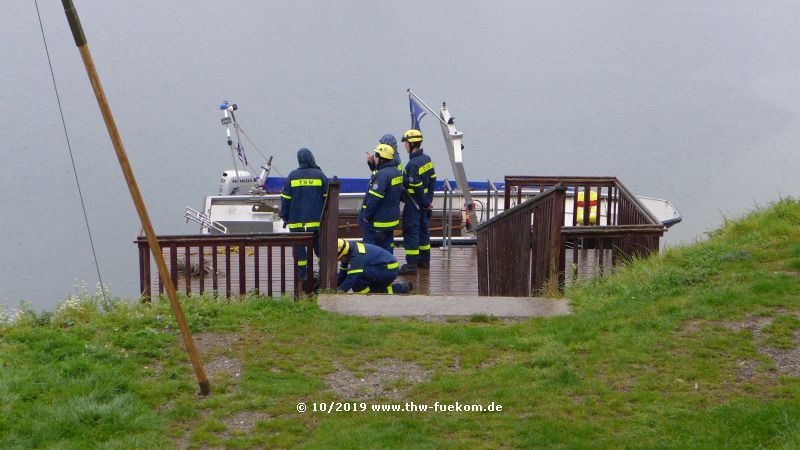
[336,239,412,294]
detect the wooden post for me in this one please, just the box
[320,178,340,289]
[548,186,566,292]
[61,0,210,396]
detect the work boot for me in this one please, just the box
[398,263,417,275]
[416,262,430,269]
[391,281,413,294]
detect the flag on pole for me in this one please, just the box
[236,142,248,166]
[409,95,427,131]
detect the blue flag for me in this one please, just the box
[409,95,427,131]
[236,142,248,166]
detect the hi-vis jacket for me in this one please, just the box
[337,242,400,292]
[403,149,437,209]
[280,148,328,229]
[359,160,403,229]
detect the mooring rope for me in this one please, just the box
[34,0,109,309]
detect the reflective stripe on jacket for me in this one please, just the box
[280,151,328,227]
[403,149,436,209]
[337,242,399,292]
[360,160,402,228]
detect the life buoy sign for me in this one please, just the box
[577,191,598,225]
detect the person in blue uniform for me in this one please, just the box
[359,144,403,253]
[398,129,437,275]
[280,148,328,280]
[336,239,412,294]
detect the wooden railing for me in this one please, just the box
[473,176,668,294]
[503,176,661,227]
[137,180,341,301]
[137,233,315,301]
[474,185,566,296]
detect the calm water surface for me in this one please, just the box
[2,1,799,309]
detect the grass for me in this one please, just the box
[2,198,800,448]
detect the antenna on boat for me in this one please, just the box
[220,101,241,178]
[407,89,479,231]
[60,0,210,396]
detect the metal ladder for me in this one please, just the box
[184,206,228,234]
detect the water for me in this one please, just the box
[2,1,799,310]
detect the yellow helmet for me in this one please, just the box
[374,143,395,160]
[402,129,423,143]
[337,239,350,259]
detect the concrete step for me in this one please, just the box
[317,294,571,318]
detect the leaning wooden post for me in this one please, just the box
[61,0,210,396]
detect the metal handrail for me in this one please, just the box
[441,179,454,260]
[184,206,228,234]
[487,179,499,220]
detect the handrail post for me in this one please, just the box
[549,186,567,292]
[320,178,340,290]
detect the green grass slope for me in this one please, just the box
[2,199,799,449]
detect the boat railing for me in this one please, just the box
[136,233,315,301]
[441,179,456,259]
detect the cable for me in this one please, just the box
[34,0,109,309]
[236,125,285,177]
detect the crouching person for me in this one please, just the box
[336,239,412,294]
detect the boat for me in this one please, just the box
[184,94,682,239]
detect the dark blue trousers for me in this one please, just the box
[363,225,395,254]
[291,227,319,280]
[402,205,430,265]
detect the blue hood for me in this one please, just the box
[379,134,401,166]
[297,148,320,169]
[379,134,397,151]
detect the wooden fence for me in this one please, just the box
[476,176,667,296]
[137,179,340,301]
[474,185,566,296]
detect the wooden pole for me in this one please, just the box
[61,0,210,396]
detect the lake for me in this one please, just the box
[2,0,799,310]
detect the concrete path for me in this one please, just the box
[317,294,571,318]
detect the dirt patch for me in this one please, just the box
[326,358,432,400]
[722,315,774,337]
[180,332,245,384]
[714,314,800,378]
[205,355,243,383]
[757,330,800,377]
[218,411,272,439]
[448,356,461,372]
[772,271,800,277]
[190,332,244,354]
[735,359,762,381]
[680,320,704,334]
